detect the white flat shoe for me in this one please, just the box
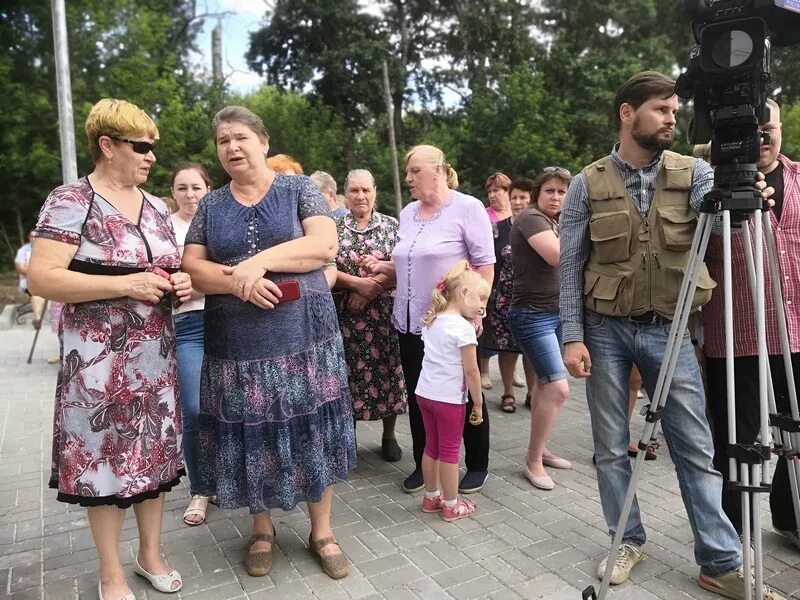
[134,556,182,593]
[97,580,135,600]
[523,465,555,490]
[542,456,572,470]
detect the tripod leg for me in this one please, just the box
[593,213,715,600]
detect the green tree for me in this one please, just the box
[0,1,219,261]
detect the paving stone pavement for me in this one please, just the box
[1,328,800,599]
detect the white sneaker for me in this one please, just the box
[512,373,525,387]
[597,543,644,585]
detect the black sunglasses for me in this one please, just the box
[543,166,571,177]
[112,137,155,155]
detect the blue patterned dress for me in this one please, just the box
[185,174,356,513]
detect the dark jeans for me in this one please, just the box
[706,354,798,532]
[398,332,490,472]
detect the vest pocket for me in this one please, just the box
[660,264,716,311]
[589,210,631,264]
[584,269,632,315]
[657,207,697,252]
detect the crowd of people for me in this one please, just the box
[18,68,800,600]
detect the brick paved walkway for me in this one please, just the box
[2,328,800,599]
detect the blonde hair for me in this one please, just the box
[421,260,490,326]
[692,143,712,163]
[85,98,159,163]
[404,144,459,189]
[266,153,304,174]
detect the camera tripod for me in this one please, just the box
[583,193,800,600]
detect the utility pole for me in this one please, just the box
[51,0,78,184]
[212,21,223,86]
[382,60,403,216]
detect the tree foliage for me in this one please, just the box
[5,0,800,265]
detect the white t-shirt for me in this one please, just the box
[415,313,478,404]
[15,243,32,291]
[170,213,205,314]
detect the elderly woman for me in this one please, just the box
[365,145,495,494]
[508,167,572,491]
[182,106,355,580]
[27,99,190,600]
[169,162,215,526]
[333,169,407,462]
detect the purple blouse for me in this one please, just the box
[392,190,495,334]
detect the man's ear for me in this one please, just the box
[619,102,635,125]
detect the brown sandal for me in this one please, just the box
[308,533,349,579]
[245,531,275,577]
[501,394,516,413]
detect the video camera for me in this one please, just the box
[676,0,800,216]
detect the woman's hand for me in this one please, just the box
[471,316,484,336]
[221,257,268,301]
[356,278,384,303]
[170,272,193,304]
[346,291,369,313]
[360,255,386,276]
[123,272,174,304]
[248,278,282,310]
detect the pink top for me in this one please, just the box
[702,155,800,357]
[392,190,495,335]
[486,206,501,223]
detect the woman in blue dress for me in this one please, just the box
[182,106,356,580]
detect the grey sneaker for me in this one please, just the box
[774,527,800,552]
[596,543,644,585]
[698,568,786,599]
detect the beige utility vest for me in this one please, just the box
[583,151,716,319]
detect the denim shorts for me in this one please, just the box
[508,307,566,383]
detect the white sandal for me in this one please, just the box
[134,556,182,593]
[97,580,134,600]
[183,494,211,526]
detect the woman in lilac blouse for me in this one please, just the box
[365,144,495,494]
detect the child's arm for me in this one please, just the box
[461,344,484,425]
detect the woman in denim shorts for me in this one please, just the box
[508,167,572,491]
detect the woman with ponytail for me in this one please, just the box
[362,144,495,494]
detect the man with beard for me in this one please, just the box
[703,99,800,551]
[560,71,783,599]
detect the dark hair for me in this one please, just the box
[171,162,213,189]
[532,170,572,203]
[509,177,535,196]
[614,71,676,128]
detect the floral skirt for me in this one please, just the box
[196,335,357,513]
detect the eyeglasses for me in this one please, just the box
[543,166,571,177]
[111,137,156,154]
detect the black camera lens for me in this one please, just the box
[711,29,754,68]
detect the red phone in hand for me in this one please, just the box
[276,280,301,303]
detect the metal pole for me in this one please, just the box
[51,0,78,184]
[382,60,403,216]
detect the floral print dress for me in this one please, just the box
[36,178,184,508]
[481,217,520,353]
[186,174,356,513]
[335,211,407,421]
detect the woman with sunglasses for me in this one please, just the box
[508,167,573,491]
[27,99,190,600]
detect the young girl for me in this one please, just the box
[416,261,490,521]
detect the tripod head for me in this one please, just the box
[676,0,800,220]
